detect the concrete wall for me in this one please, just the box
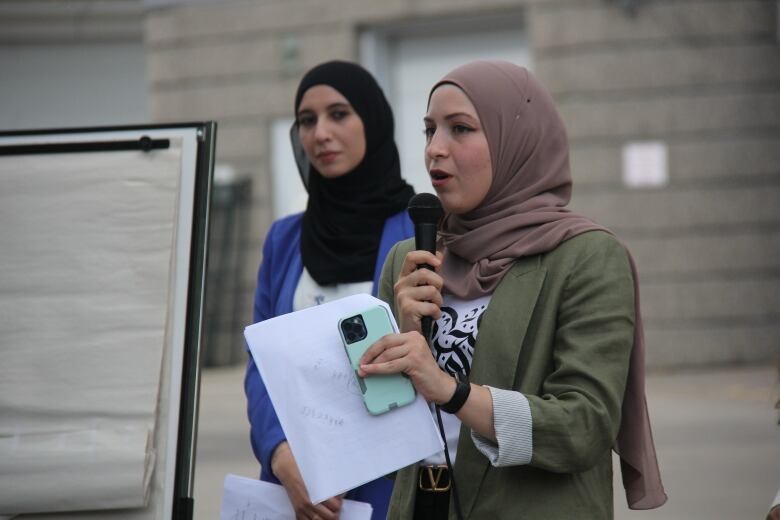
[0,0,148,130]
[143,0,780,368]
[529,0,780,366]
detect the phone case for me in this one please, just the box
[338,305,417,415]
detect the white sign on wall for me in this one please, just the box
[622,140,669,188]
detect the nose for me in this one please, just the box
[313,120,331,143]
[425,128,448,162]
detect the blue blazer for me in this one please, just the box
[244,210,414,520]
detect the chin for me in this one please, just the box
[433,191,451,210]
[440,198,475,216]
[318,165,350,179]
[437,196,463,215]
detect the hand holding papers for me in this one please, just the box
[244,294,443,504]
[221,474,372,520]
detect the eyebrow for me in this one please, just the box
[298,102,351,116]
[423,112,478,124]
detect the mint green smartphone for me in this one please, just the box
[338,305,416,415]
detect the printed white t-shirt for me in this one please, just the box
[423,294,491,465]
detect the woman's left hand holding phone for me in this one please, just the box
[358,250,455,404]
[358,331,455,405]
[271,441,344,520]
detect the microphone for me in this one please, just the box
[407,193,444,341]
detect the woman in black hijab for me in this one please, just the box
[245,60,415,520]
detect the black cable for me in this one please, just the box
[434,404,464,520]
[426,322,464,520]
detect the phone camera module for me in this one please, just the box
[341,315,367,344]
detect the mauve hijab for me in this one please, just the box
[431,60,667,509]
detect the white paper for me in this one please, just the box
[221,474,372,520]
[0,427,154,513]
[0,146,182,515]
[244,294,443,504]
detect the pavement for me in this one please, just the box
[192,361,780,520]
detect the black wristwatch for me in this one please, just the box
[439,371,470,414]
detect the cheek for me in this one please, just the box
[347,122,367,160]
[354,134,366,161]
[299,130,315,155]
[464,147,492,200]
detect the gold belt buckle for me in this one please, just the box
[418,464,451,492]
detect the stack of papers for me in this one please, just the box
[221,475,372,520]
[244,294,442,503]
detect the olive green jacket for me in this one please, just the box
[378,231,635,520]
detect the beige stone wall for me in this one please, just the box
[143,0,780,367]
[0,0,143,43]
[529,0,780,366]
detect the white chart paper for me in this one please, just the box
[0,146,181,515]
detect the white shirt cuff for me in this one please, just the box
[470,386,533,467]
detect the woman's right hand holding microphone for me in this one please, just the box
[393,250,444,333]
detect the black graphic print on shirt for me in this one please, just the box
[430,303,487,377]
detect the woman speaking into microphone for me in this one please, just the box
[358,60,666,520]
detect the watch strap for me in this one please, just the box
[440,372,470,414]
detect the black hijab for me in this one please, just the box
[293,60,414,285]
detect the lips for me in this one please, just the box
[429,168,452,187]
[317,151,340,164]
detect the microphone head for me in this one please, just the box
[407,193,443,225]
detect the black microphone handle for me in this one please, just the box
[414,221,438,341]
[421,316,433,342]
[414,222,438,256]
